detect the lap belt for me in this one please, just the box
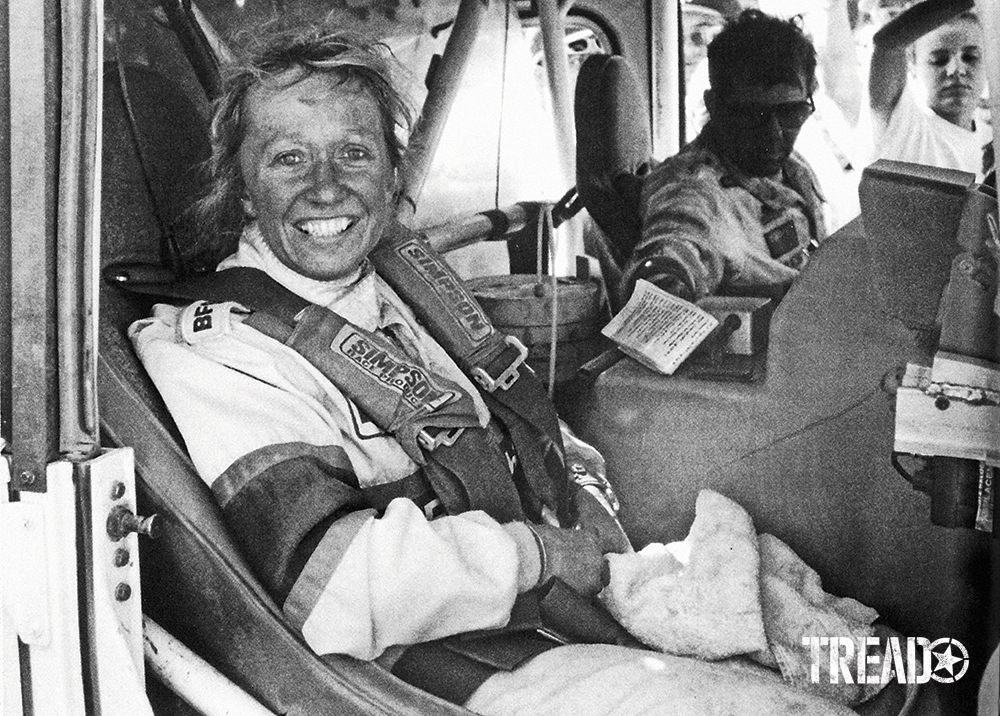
[391,578,643,704]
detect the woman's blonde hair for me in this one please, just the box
[189,28,413,262]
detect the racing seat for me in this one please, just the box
[98,62,470,715]
[573,53,656,309]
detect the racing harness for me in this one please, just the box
[116,223,636,702]
[143,224,575,525]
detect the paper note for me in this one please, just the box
[601,280,719,375]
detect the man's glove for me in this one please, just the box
[632,256,696,303]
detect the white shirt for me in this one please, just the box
[872,83,990,177]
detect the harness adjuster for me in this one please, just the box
[471,335,529,393]
[570,462,622,517]
[417,425,465,451]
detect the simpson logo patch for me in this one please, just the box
[337,329,456,411]
[396,240,491,341]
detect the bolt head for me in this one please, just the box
[110,481,126,500]
[114,583,132,602]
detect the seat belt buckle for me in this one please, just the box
[417,426,465,451]
[471,335,529,393]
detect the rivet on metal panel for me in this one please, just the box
[934,396,951,411]
[19,471,35,485]
[114,583,132,602]
[109,481,126,500]
[113,547,130,568]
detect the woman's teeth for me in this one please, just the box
[297,217,354,237]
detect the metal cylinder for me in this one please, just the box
[978,0,1000,177]
[929,457,982,529]
[143,617,276,716]
[931,186,998,531]
[399,0,489,221]
[536,0,576,190]
[423,203,530,254]
[651,0,682,158]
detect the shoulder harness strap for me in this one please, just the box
[152,269,527,522]
[371,225,575,525]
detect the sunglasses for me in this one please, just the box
[719,96,816,129]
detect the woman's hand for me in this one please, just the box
[530,523,610,595]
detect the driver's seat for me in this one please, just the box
[573,53,656,309]
[98,61,471,716]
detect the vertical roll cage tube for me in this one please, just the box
[536,0,576,190]
[0,0,11,449]
[57,0,103,462]
[7,0,102,491]
[537,0,585,270]
[399,0,490,222]
[650,0,681,159]
[979,0,1000,171]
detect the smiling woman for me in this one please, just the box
[190,29,414,277]
[126,25,632,714]
[237,73,398,282]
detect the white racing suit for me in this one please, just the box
[131,227,550,663]
[131,226,857,716]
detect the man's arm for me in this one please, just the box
[620,170,728,305]
[869,0,976,127]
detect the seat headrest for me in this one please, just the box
[574,54,654,269]
[102,62,212,271]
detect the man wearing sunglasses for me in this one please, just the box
[622,10,827,305]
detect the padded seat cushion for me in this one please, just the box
[574,54,655,273]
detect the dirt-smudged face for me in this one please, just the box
[909,16,985,131]
[705,72,813,177]
[239,70,397,282]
